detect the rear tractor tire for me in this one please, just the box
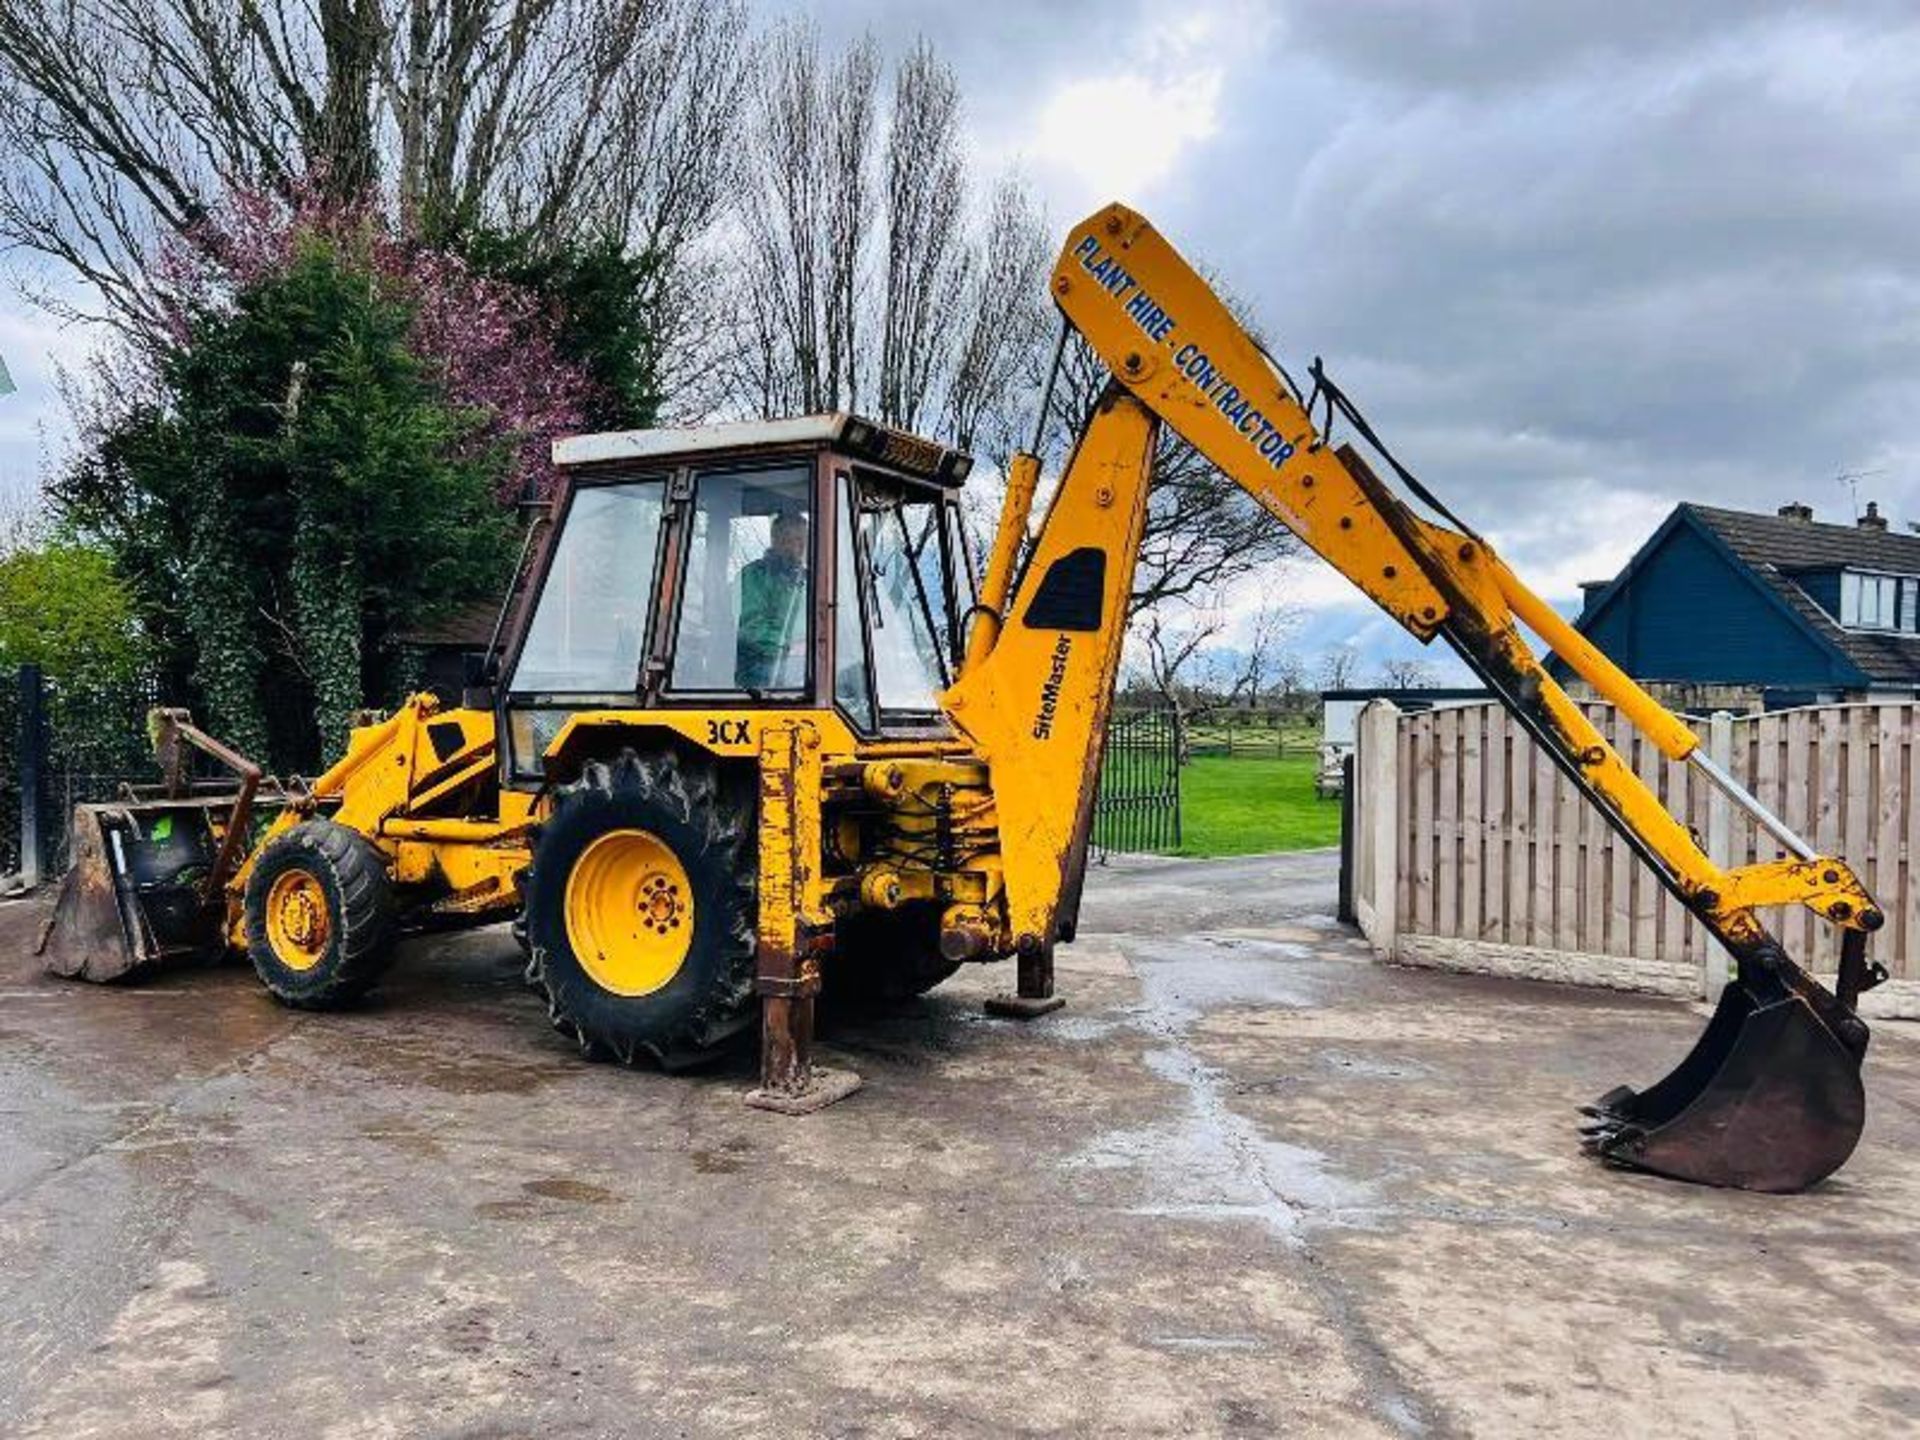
[522,748,756,1068]
[244,819,398,1009]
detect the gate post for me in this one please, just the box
[1336,752,1356,924]
[17,663,46,890]
[1353,700,1401,954]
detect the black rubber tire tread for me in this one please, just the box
[825,908,962,1004]
[244,819,398,1010]
[522,747,755,1068]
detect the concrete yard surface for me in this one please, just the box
[2,850,1918,1438]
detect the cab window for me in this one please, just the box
[671,466,813,694]
[850,475,955,716]
[510,480,664,694]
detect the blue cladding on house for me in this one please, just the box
[1580,521,1847,686]
[1568,503,1920,698]
[1796,568,1842,619]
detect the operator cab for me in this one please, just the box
[496,414,978,782]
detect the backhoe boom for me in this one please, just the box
[949,202,1883,1191]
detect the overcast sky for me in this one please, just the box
[799,0,1920,677]
[7,1,1920,681]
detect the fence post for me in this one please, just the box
[1336,752,1356,923]
[17,663,46,890]
[1702,709,1736,1003]
[1354,700,1401,954]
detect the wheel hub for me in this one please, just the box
[266,870,331,971]
[564,828,695,997]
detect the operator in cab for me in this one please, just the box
[735,510,808,689]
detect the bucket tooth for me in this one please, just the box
[1581,951,1868,1194]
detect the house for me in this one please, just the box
[1567,500,1920,711]
[393,600,508,706]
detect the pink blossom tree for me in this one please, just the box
[155,182,598,501]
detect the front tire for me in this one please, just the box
[244,819,397,1009]
[523,748,755,1067]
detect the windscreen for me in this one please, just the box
[509,480,664,693]
[853,477,957,716]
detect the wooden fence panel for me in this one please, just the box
[1353,699,1920,991]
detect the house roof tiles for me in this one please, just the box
[1684,505,1920,685]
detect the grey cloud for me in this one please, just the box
[747,0,1920,679]
[1170,2,1920,563]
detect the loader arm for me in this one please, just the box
[946,202,1885,1191]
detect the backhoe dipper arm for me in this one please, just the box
[948,202,1882,1192]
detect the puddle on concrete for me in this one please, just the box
[1043,1013,1127,1043]
[1062,932,1371,1240]
[522,1177,617,1204]
[1067,1047,1368,1238]
[476,1176,619,1218]
[1146,1334,1269,1353]
[1317,1050,1430,1082]
[1124,936,1324,1028]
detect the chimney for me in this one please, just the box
[1577,579,1610,616]
[1777,501,1813,522]
[1858,501,1888,532]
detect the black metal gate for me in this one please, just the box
[1092,711,1181,859]
[3,664,161,884]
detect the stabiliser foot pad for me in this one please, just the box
[985,994,1066,1019]
[744,1067,863,1115]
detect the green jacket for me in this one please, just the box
[736,553,805,687]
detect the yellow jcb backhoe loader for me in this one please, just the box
[41,204,1888,1192]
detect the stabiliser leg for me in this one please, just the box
[745,722,860,1114]
[985,939,1065,1019]
[745,966,861,1115]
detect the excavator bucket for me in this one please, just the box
[1579,942,1871,1193]
[38,799,232,981]
[36,709,271,983]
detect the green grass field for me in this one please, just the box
[1176,755,1342,858]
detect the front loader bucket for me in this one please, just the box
[1580,965,1867,1193]
[37,800,229,982]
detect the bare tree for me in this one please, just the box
[944,176,1049,462]
[1190,596,1299,709]
[878,40,965,432]
[718,26,1049,456]
[724,22,877,417]
[1377,657,1438,689]
[1317,647,1362,691]
[1132,603,1224,764]
[0,480,47,556]
[0,0,750,337]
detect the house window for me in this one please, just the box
[1840,570,1917,632]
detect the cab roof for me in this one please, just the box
[552,412,974,487]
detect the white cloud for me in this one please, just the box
[1033,69,1223,205]
[1024,2,1273,209]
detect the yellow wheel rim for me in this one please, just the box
[564,828,694,997]
[266,869,332,972]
